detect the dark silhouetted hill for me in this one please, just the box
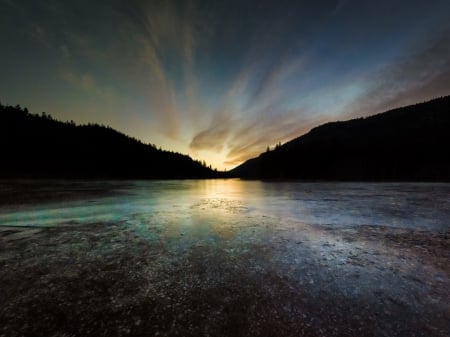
[0,104,221,179]
[230,96,450,181]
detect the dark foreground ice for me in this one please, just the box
[0,180,449,337]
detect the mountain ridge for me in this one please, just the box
[230,96,450,181]
[0,103,222,179]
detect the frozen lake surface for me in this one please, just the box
[0,180,449,336]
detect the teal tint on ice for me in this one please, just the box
[1,180,449,231]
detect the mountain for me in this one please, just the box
[0,104,221,179]
[230,96,450,181]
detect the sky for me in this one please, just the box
[1,0,449,170]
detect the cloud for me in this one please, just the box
[189,117,232,152]
[4,0,449,171]
[346,30,450,117]
[61,70,95,91]
[223,110,328,167]
[59,69,119,112]
[188,62,257,153]
[162,2,449,165]
[118,0,206,139]
[11,0,199,140]
[188,48,310,167]
[189,62,330,166]
[247,55,308,110]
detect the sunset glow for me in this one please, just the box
[1,0,449,170]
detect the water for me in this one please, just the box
[0,180,449,337]
[1,180,449,230]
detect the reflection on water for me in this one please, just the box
[1,180,449,230]
[0,180,449,337]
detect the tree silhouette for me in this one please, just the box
[0,104,225,179]
[231,96,450,181]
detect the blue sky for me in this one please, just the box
[1,0,449,170]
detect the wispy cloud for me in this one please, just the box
[188,50,311,168]
[188,69,251,153]
[119,0,203,139]
[346,29,450,117]
[61,70,95,91]
[223,109,328,167]
[3,0,449,171]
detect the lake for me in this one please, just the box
[0,180,449,336]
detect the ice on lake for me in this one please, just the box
[0,180,449,336]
